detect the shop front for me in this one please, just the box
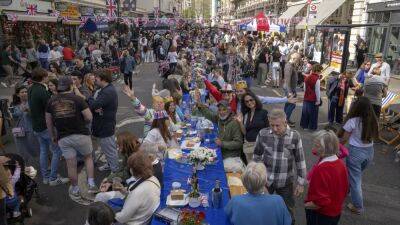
[55,2,81,46]
[366,0,400,76]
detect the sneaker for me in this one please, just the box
[98,164,111,172]
[347,203,362,215]
[88,184,99,194]
[49,177,70,186]
[43,178,49,185]
[12,211,21,218]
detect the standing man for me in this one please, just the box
[88,69,119,172]
[283,53,301,127]
[28,68,69,186]
[254,109,307,224]
[368,53,391,84]
[45,76,98,200]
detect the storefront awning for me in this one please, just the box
[15,15,57,22]
[279,3,306,19]
[296,0,345,29]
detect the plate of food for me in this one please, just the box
[181,137,201,149]
[168,148,183,160]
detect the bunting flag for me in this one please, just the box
[153,7,159,18]
[50,10,60,17]
[26,4,37,16]
[134,17,140,27]
[106,0,117,18]
[122,18,132,26]
[142,15,149,25]
[80,16,89,28]
[6,13,18,23]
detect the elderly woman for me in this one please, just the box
[115,151,161,225]
[225,162,291,225]
[305,130,349,225]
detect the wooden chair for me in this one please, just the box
[379,92,400,145]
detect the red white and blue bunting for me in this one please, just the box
[26,4,37,16]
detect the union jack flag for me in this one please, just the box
[62,16,69,22]
[122,18,131,26]
[7,13,18,23]
[50,10,60,17]
[26,4,37,16]
[106,0,117,18]
[80,16,88,28]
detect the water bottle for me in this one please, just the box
[211,180,222,208]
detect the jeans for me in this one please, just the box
[268,182,295,224]
[346,144,374,209]
[305,209,340,225]
[300,101,319,130]
[284,103,296,121]
[257,63,268,85]
[34,129,62,181]
[98,135,119,172]
[328,97,344,124]
[123,72,132,89]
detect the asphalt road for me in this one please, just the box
[0,63,399,225]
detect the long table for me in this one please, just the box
[152,126,231,225]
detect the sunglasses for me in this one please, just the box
[245,99,255,103]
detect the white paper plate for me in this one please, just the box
[180,140,201,149]
[166,194,188,207]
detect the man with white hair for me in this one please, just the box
[254,109,307,225]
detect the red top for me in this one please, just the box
[62,47,75,61]
[305,159,349,217]
[204,80,237,113]
[304,73,319,102]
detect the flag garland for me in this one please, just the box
[6,13,18,23]
[106,0,117,19]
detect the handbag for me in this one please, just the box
[12,127,25,138]
[243,141,256,154]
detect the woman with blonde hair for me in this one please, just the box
[83,73,96,94]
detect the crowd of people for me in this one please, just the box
[0,23,395,225]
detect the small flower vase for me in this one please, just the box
[188,196,201,208]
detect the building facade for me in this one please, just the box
[236,0,287,20]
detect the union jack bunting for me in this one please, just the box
[50,10,60,17]
[142,16,149,25]
[106,0,117,18]
[26,4,37,16]
[122,18,132,26]
[133,17,140,27]
[79,16,89,28]
[6,13,18,23]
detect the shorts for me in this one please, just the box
[58,134,93,159]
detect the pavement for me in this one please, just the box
[0,63,399,225]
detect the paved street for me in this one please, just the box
[0,63,399,225]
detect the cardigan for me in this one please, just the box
[305,159,349,217]
[243,109,268,142]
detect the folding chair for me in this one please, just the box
[381,91,400,120]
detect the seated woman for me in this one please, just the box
[165,99,182,132]
[85,202,115,225]
[95,132,163,203]
[305,130,349,225]
[143,110,178,160]
[225,162,291,225]
[115,151,161,225]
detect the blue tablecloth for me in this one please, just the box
[152,135,231,225]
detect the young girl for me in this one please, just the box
[338,96,378,214]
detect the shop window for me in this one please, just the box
[383,12,391,23]
[368,12,376,23]
[367,26,387,55]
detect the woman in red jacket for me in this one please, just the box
[305,130,349,225]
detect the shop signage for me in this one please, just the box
[58,3,81,19]
[80,6,94,16]
[368,0,400,12]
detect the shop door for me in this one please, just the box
[387,26,400,76]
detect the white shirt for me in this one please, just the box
[167,52,178,63]
[49,50,62,63]
[368,62,391,84]
[318,155,339,165]
[343,117,373,148]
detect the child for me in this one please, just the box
[4,159,21,218]
[307,125,349,181]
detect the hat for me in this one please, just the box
[217,100,230,109]
[57,76,73,92]
[374,53,383,58]
[220,84,234,93]
[235,81,247,90]
[153,110,169,120]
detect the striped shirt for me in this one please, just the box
[254,127,307,188]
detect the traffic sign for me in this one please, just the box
[310,4,317,14]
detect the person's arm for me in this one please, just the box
[45,112,56,143]
[73,86,87,100]
[204,79,222,102]
[340,119,354,144]
[196,103,218,123]
[81,108,92,123]
[257,95,288,104]
[88,88,109,111]
[0,165,13,197]
[115,192,140,224]
[315,80,321,105]
[294,136,307,187]
[221,121,243,150]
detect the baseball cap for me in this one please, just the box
[217,100,230,109]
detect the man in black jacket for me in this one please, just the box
[88,69,119,172]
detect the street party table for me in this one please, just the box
[152,96,231,225]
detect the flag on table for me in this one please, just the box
[26,4,37,16]
[106,0,117,18]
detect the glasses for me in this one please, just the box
[245,99,255,103]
